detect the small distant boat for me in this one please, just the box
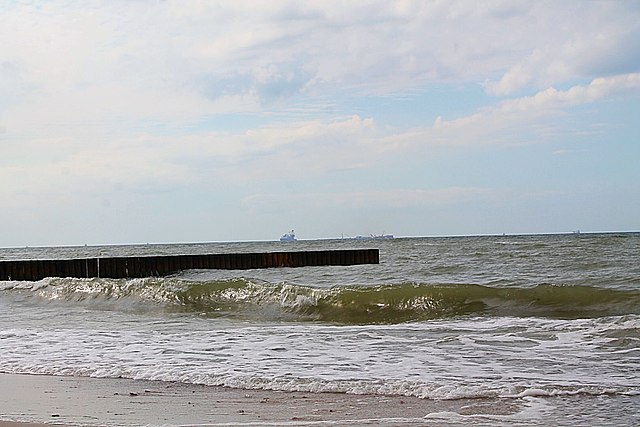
[280,230,297,242]
[348,234,394,240]
[368,234,394,240]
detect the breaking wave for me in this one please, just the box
[3,278,640,323]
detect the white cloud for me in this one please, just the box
[4,69,635,210]
[485,3,640,95]
[0,114,383,209]
[242,187,500,211]
[2,0,637,114]
[0,1,637,172]
[433,73,640,144]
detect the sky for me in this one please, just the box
[1,1,639,246]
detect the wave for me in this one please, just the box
[3,278,640,323]
[3,364,637,402]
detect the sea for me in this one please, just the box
[1,232,639,426]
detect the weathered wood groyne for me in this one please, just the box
[0,249,379,281]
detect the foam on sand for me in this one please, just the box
[0,373,524,426]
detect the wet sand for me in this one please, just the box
[0,373,521,426]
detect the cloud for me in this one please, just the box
[485,3,640,95]
[0,1,637,172]
[433,73,640,144]
[3,0,637,114]
[0,114,383,209]
[6,67,634,210]
[510,73,640,109]
[242,187,500,212]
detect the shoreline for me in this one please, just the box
[0,373,522,426]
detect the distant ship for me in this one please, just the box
[280,230,297,242]
[343,234,394,240]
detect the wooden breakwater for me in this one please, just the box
[0,249,379,281]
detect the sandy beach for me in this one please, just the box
[0,373,522,426]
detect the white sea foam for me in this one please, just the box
[0,315,638,401]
